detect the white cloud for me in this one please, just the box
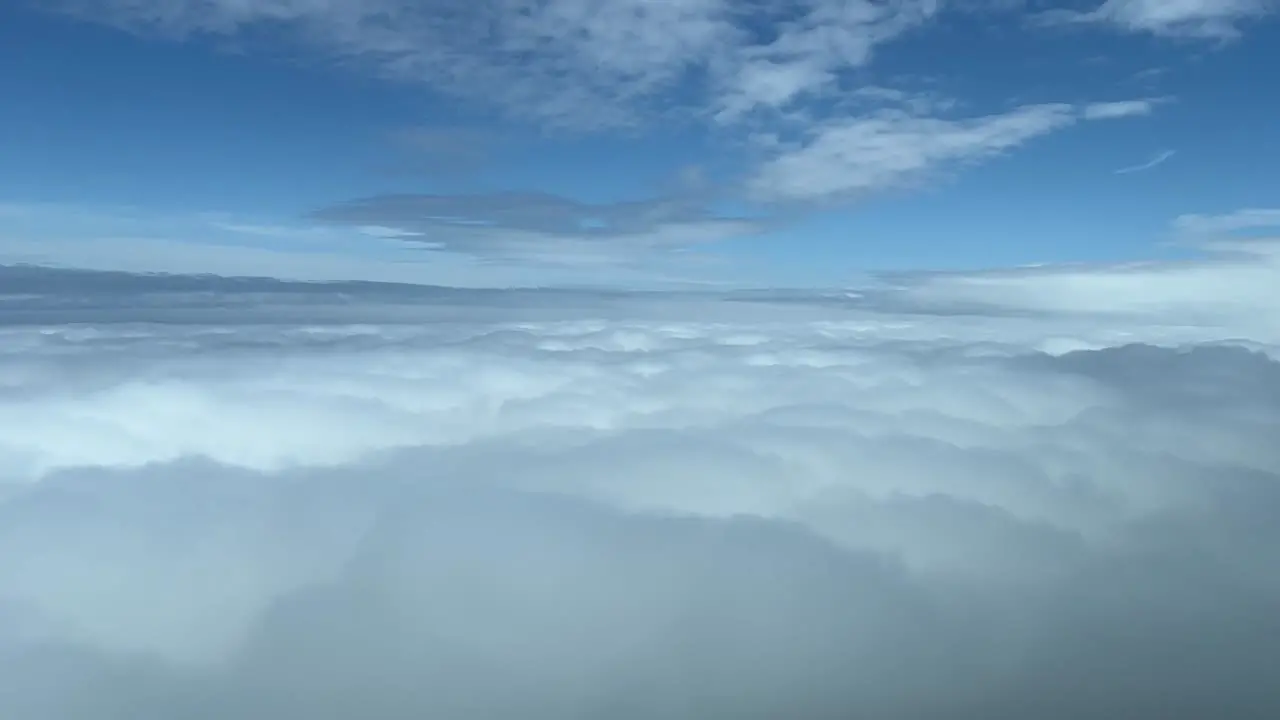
[42,0,1179,207]
[1082,98,1163,119]
[205,220,336,241]
[208,220,430,243]
[309,191,770,263]
[746,103,1093,204]
[1173,208,1280,236]
[2,265,1280,717]
[0,231,748,289]
[49,0,936,131]
[356,225,426,239]
[1113,148,1176,174]
[874,236,1280,342]
[739,96,1161,204]
[0,201,757,288]
[1048,0,1277,38]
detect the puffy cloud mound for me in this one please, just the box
[2,269,1280,719]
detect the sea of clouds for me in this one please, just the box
[2,265,1280,719]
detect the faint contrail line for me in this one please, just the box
[1114,149,1176,174]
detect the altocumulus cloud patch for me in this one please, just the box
[2,269,1280,719]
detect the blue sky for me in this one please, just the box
[2,0,1278,287]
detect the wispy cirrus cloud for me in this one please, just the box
[41,0,1164,210]
[0,200,751,288]
[1042,0,1277,38]
[1113,148,1176,174]
[310,190,771,269]
[744,100,1159,204]
[745,104,1074,204]
[1082,98,1165,120]
[1173,208,1280,236]
[45,0,939,131]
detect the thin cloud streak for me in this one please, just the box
[1039,0,1277,38]
[1113,148,1176,174]
[1174,208,1280,236]
[1082,98,1163,120]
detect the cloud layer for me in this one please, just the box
[2,268,1280,718]
[310,191,768,267]
[874,236,1280,341]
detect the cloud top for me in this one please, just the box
[2,272,1280,718]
